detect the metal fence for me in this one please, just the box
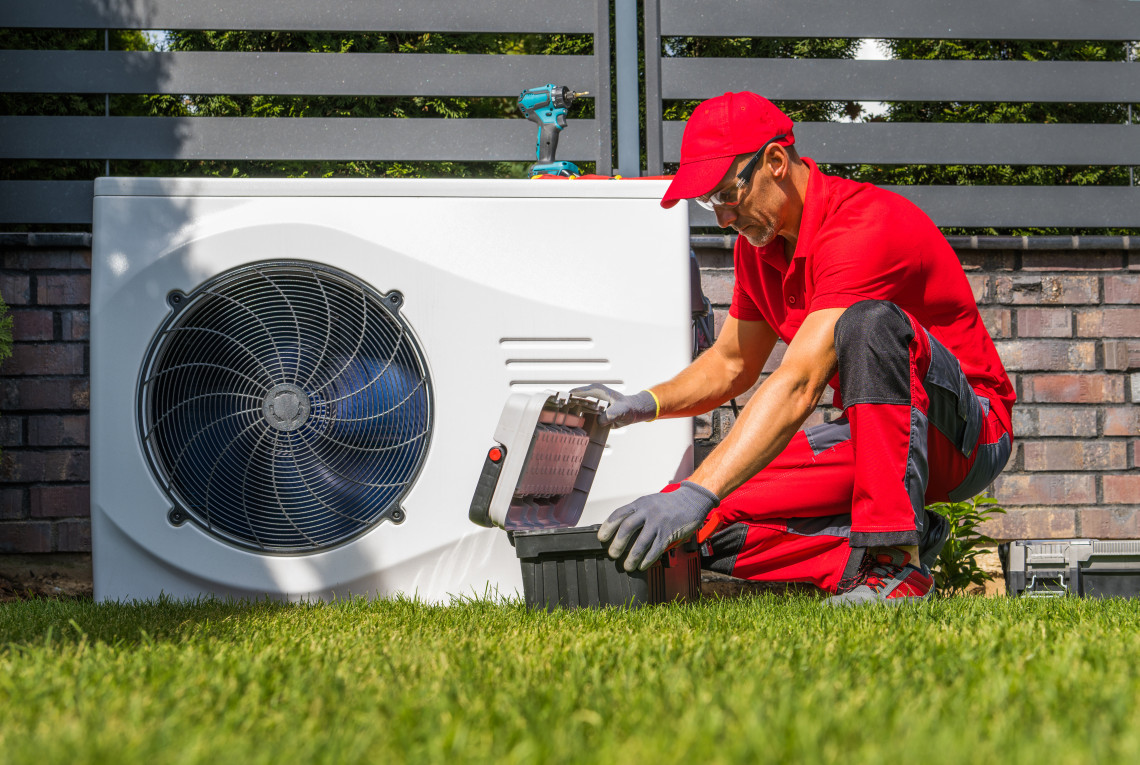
[2,0,1139,228]
[646,0,1140,228]
[0,0,614,224]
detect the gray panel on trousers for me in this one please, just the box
[0,181,93,225]
[0,0,597,33]
[662,122,1140,165]
[0,51,598,97]
[658,0,1140,40]
[688,187,1140,228]
[0,117,600,162]
[661,59,1140,103]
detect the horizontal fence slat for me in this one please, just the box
[0,51,598,97]
[0,0,597,33]
[688,187,1140,228]
[660,0,1140,41]
[0,181,94,225]
[0,116,601,162]
[662,122,1140,166]
[662,59,1140,104]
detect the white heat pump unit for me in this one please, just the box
[91,178,693,603]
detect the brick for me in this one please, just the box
[0,488,26,520]
[2,343,85,376]
[1011,407,1097,438]
[0,378,89,411]
[60,310,90,341]
[29,485,89,519]
[762,342,787,373]
[1016,308,1071,338]
[1104,408,1140,437]
[1080,508,1140,538]
[0,449,89,483]
[1104,341,1140,371]
[1022,441,1127,471]
[1103,475,1140,505]
[1021,251,1123,271]
[957,251,1016,272]
[979,307,1012,339]
[1104,275,1140,304]
[712,308,729,336]
[995,275,1098,305]
[11,310,54,341]
[979,507,1077,541]
[700,269,735,305]
[994,340,1095,371]
[37,275,90,306]
[28,415,89,446]
[56,518,91,552]
[1133,373,1140,402]
[1022,374,1125,403]
[0,521,52,554]
[1075,308,1140,338]
[0,249,91,270]
[993,473,1097,505]
[0,415,23,447]
[966,274,988,303]
[0,274,32,305]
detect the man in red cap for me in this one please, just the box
[574,92,1014,605]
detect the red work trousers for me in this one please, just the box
[694,300,1012,593]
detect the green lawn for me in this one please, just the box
[2,594,1138,765]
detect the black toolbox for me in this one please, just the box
[1001,539,1140,598]
[469,391,701,610]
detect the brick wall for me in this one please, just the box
[693,237,1139,540]
[0,234,1137,562]
[1,235,91,555]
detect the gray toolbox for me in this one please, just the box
[468,390,700,610]
[1002,539,1140,598]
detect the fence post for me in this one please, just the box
[614,0,640,176]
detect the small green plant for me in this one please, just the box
[927,495,1006,596]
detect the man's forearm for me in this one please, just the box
[688,362,827,498]
[649,346,758,419]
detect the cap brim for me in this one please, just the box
[659,154,736,209]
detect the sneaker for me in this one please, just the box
[826,547,934,607]
[919,511,951,571]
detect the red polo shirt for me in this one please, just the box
[729,158,1015,434]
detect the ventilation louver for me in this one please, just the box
[138,261,432,553]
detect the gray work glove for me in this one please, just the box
[570,384,657,428]
[598,481,720,572]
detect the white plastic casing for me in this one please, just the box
[91,178,694,603]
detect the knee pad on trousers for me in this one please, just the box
[833,300,913,407]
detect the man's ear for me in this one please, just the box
[767,144,789,180]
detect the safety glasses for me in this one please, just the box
[694,134,788,211]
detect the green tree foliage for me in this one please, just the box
[851,39,1136,234]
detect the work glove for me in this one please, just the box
[598,481,720,572]
[569,384,657,428]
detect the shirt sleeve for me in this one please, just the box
[728,239,766,321]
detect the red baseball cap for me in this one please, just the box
[660,92,795,209]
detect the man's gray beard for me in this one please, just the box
[743,221,777,248]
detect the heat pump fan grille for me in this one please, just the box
[138,261,432,553]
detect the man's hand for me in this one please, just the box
[570,384,657,427]
[597,481,720,571]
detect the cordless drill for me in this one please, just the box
[518,84,588,177]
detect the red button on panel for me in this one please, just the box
[488,447,503,463]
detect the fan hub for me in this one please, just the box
[262,383,310,432]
